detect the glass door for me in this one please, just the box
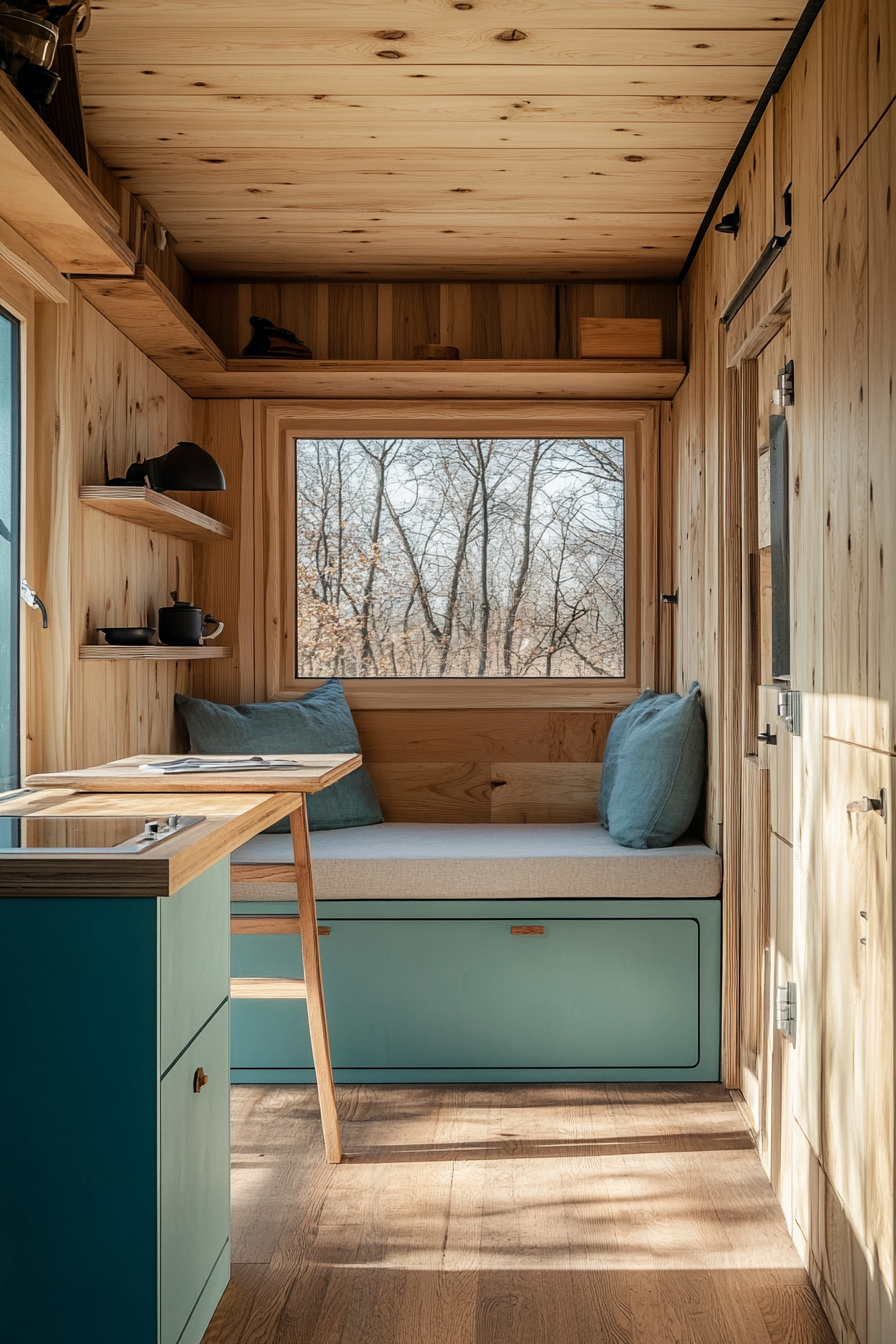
[0,306,21,793]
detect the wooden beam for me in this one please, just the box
[0,216,70,303]
[0,71,133,275]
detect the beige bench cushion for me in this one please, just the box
[231,822,721,901]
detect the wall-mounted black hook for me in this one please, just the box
[715,203,741,237]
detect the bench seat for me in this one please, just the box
[231,822,722,901]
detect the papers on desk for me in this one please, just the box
[138,756,310,774]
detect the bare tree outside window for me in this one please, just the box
[295,437,625,678]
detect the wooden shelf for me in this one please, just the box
[0,72,134,276]
[80,645,232,661]
[73,269,685,400]
[213,357,687,400]
[75,265,225,380]
[79,486,232,541]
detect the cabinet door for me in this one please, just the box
[821,740,893,1297]
[159,1004,230,1344]
[868,100,896,756]
[823,141,869,748]
[233,916,712,1074]
[159,859,230,1072]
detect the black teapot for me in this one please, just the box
[157,592,224,647]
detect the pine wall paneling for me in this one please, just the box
[868,104,896,757]
[23,284,201,773]
[823,144,869,749]
[675,3,896,1338]
[787,14,825,1174]
[822,0,869,196]
[739,753,770,1138]
[869,0,896,126]
[192,280,681,363]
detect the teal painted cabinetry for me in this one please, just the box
[0,860,232,1344]
[160,1005,231,1344]
[231,897,721,1083]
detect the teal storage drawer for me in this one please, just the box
[160,1002,230,1344]
[160,858,230,1072]
[231,898,721,1083]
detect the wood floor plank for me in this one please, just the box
[204,1083,836,1344]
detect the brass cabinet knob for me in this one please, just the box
[193,1067,209,1094]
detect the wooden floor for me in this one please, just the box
[202,1084,835,1344]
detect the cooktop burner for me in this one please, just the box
[0,814,204,852]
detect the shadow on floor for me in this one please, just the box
[340,1130,756,1163]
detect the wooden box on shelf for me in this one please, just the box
[577,318,664,359]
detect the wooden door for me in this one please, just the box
[821,738,893,1296]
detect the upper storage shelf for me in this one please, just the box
[75,268,686,400]
[79,486,233,542]
[0,72,133,276]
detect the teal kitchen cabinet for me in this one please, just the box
[232,897,721,1083]
[0,859,231,1344]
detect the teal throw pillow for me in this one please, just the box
[174,679,383,834]
[605,682,706,849]
[599,688,677,827]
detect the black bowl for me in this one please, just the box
[98,627,156,646]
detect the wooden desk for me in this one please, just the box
[0,787,303,896]
[24,755,359,1167]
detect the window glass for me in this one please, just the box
[0,306,20,792]
[295,436,625,678]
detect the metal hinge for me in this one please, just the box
[775,982,796,1042]
[777,687,801,736]
[773,359,794,407]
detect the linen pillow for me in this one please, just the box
[605,682,706,849]
[598,688,677,827]
[174,679,383,834]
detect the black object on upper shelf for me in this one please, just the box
[242,316,314,360]
[109,442,227,494]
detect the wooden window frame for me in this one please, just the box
[260,400,662,709]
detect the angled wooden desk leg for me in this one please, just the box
[289,803,343,1164]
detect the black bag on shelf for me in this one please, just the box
[241,315,314,360]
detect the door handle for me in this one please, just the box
[20,579,48,628]
[511,925,545,935]
[847,790,887,822]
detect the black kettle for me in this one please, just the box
[157,592,224,647]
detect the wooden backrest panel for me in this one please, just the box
[354,708,613,824]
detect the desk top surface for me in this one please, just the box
[25,753,362,794]
[0,786,305,898]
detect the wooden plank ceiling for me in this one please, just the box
[77,1,800,280]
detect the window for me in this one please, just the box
[295,436,625,679]
[0,305,20,794]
